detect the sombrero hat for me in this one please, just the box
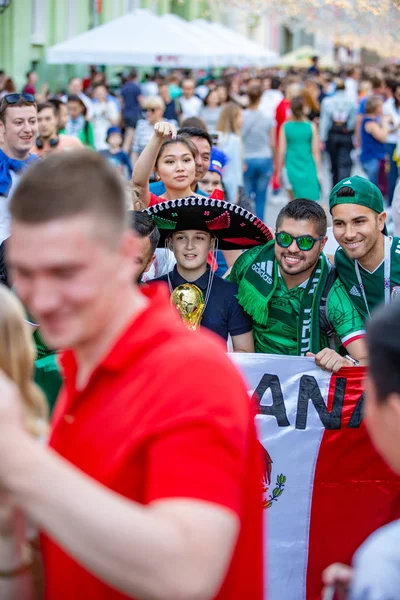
[145,196,273,250]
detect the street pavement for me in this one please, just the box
[263,152,364,229]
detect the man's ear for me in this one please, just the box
[168,236,174,251]
[144,253,156,273]
[319,236,329,253]
[378,211,387,233]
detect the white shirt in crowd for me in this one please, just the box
[92,100,120,151]
[0,171,20,244]
[324,226,340,257]
[140,81,159,97]
[141,249,176,283]
[344,77,359,105]
[350,520,400,600]
[258,89,283,120]
[383,97,400,145]
[180,95,203,120]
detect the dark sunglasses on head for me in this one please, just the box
[2,93,36,104]
[276,231,324,251]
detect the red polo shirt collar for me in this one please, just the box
[60,282,176,386]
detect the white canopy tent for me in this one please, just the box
[47,10,212,68]
[160,14,247,67]
[47,9,278,68]
[193,20,279,67]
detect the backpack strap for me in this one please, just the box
[319,264,339,350]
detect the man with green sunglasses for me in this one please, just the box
[229,199,367,372]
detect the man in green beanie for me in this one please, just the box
[229,199,366,372]
[330,175,400,320]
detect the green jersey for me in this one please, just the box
[229,245,365,355]
[252,272,365,355]
[335,236,400,320]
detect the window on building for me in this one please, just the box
[125,0,140,11]
[66,0,77,39]
[31,0,46,45]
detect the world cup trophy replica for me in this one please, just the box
[171,284,205,330]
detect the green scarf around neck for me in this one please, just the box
[335,236,400,320]
[231,240,329,355]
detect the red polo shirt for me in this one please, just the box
[42,284,264,600]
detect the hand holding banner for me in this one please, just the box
[231,354,400,600]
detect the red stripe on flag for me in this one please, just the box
[306,367,400,600]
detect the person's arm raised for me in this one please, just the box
[0,373,239,600]
[132,121,177,209]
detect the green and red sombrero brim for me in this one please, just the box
[145,196,273,250]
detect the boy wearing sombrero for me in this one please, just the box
[330,176,400,319]
[146,196,273,351]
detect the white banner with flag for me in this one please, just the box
[230,354,400,600]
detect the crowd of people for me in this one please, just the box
[0,59,400,599]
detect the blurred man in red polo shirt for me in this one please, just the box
[0,150,264,600]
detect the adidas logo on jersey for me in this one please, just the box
[342,180,352,185]
[252,260,273,284]
[349,285,362,297]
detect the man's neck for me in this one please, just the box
[357,234,385,272]
[74,287,148,391]
[41,131,57,142]
[2,143,30,161]
[164,186,194,200]
[280,263,316,290]
[176,263,208,283]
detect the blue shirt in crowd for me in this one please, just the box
[149,181,208,197]
[99,150,132,179]
[360,117,386,162]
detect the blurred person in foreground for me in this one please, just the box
[0,150,264,599]
[323,299,400,599]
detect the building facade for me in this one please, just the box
[0,0,334,93]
